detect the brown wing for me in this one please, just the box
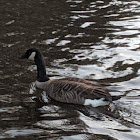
[44,79,112,104]
[56,78,111,101]
[59,77,101,86]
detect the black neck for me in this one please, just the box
[34,52,49,82]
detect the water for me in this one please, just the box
[0,0,140,139]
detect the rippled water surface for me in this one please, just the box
[1,0,140,139]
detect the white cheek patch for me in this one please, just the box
[28,52,36,60]
[84,98,109,107]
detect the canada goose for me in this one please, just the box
[21,48,121,108]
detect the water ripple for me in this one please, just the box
[1,0,140,139]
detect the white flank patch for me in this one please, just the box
[28,52,36,61]
[84,98,109,107]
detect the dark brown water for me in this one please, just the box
[0,0,140,139]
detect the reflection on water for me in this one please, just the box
[0,0,140,139]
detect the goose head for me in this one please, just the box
[21,48,49,82]
[20,48,39,61]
